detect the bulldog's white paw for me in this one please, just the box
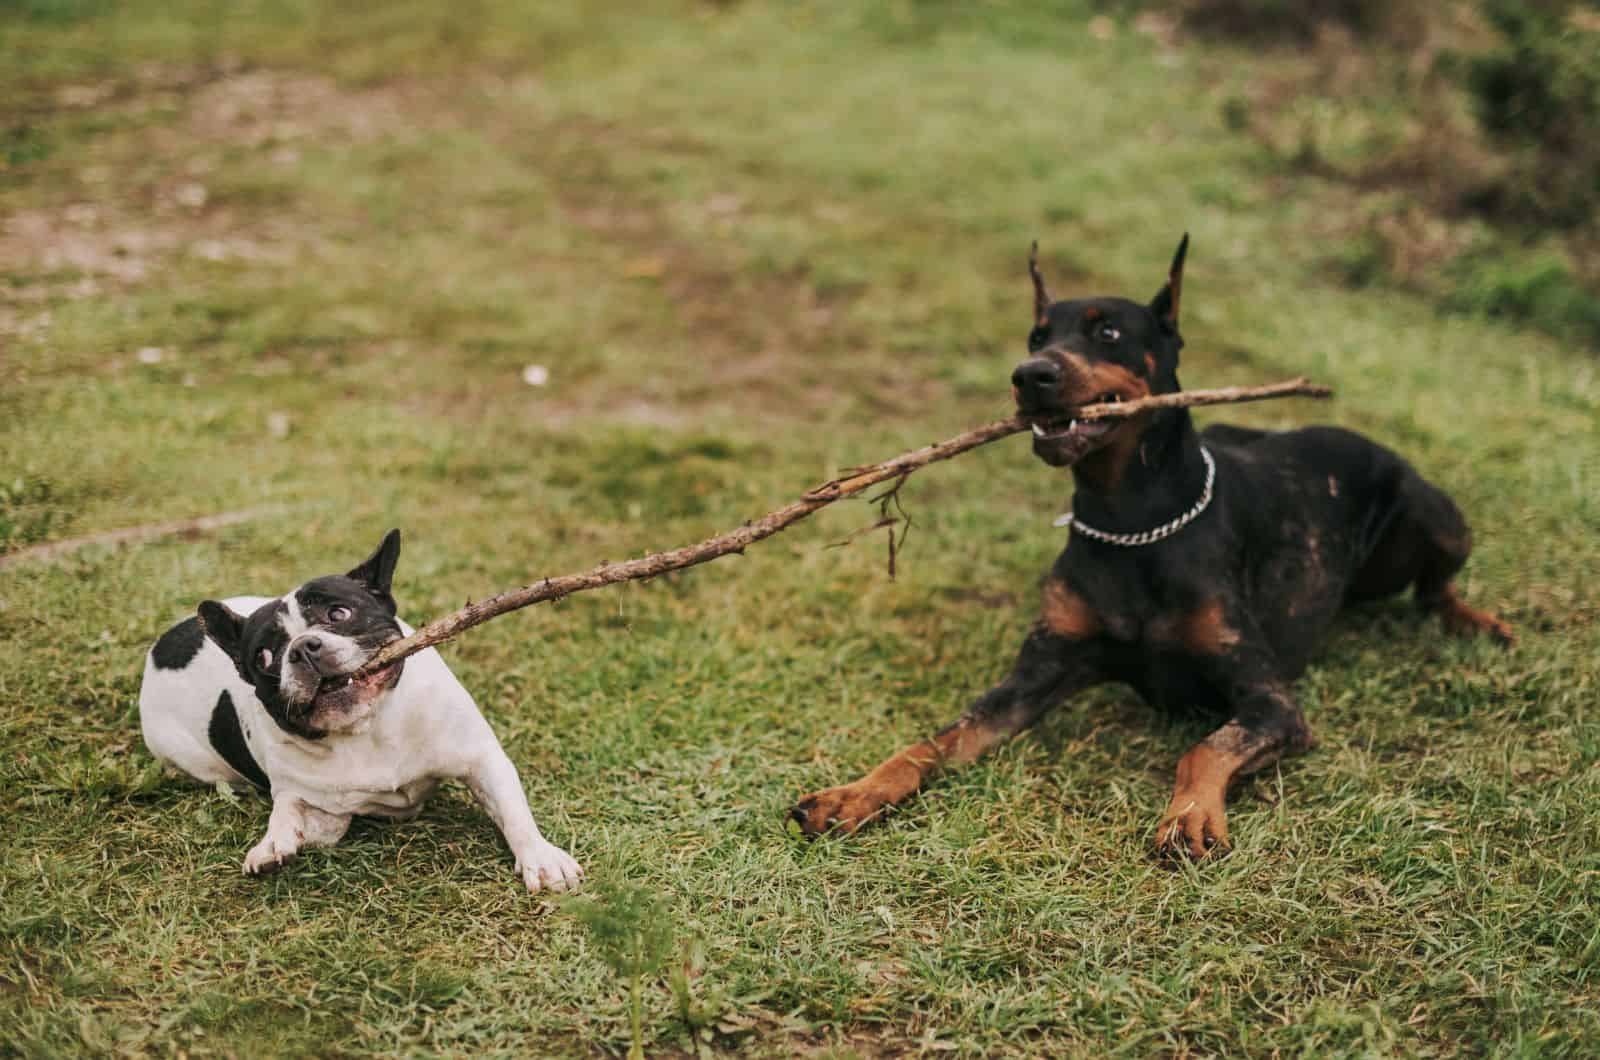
[517,842,583,893]
[243,837,298,876]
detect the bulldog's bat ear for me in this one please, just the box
[197,600,247,664]
[347,528,401,605]
[1149,232,1189,331]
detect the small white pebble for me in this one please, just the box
[136,347,164,364]
[522,364,549,386]
[175,182,208,209]
[267,412,291,438]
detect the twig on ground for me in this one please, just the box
[0,508,284,570]
[356,377,1332,676]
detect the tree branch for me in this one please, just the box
[356,377,1332,676]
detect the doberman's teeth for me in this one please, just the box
[1032,423,1045,437]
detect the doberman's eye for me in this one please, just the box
[328,605,352,622]
[257,648,274,671]
[1094,321,1122,343]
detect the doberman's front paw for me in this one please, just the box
[790,783,892,837]
[1154,788,1230,861]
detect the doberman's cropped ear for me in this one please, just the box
[197,599,248,665]
[347,528,401,609]
[1149,233,1189,332]
[1028,240,1051,330]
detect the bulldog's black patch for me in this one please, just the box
[196,530,405,741]
[151,616,205,671]
[233,599,311,739]
[208,689,269,792]
[294,576,404,650]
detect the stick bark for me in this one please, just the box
[356,377,1331,675]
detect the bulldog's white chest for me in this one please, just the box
[241,651,487,818]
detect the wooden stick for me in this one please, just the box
[355,377,1332,675]
[0,507,285,570]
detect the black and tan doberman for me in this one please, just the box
[792,236,1512,857]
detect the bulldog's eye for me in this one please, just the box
[1095,322,1122,343]
[256,648,274,670]
[328,605,352,622]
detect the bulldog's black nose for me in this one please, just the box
[292,637,323,665]
[1012,357,1062,403]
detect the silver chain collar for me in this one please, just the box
[1052,446,1216,547]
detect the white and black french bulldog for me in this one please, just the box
[137,529,582,893]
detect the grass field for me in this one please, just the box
[3,3,1598,1056]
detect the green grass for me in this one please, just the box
[3,3,1598,1056]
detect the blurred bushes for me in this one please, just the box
[1466,0,1600,227]
[1122,0,1599,346]
[1444,251,1600,344]
[0,0,113,24]
[1156,0,1429,43]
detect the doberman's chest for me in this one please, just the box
[1041,574,1241,711]
[1039,514,1354,707]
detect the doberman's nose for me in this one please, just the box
[1012,357,1062,403]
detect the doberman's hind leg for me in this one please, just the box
[790,626,1102,837]
[1349,468,1514,645]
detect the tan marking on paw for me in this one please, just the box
[1436,587,1515,646]
[1154,786,1230,860]
[791,719,1004,837]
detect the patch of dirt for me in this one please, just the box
[406,108,910,426]
[8,66,932,424]
[1,69,411,339]
[183,69,405,148]
[541,138,881,421]
[2,207,174,285]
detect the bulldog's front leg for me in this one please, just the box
[243,794,351,876]
[465,749,582,894]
